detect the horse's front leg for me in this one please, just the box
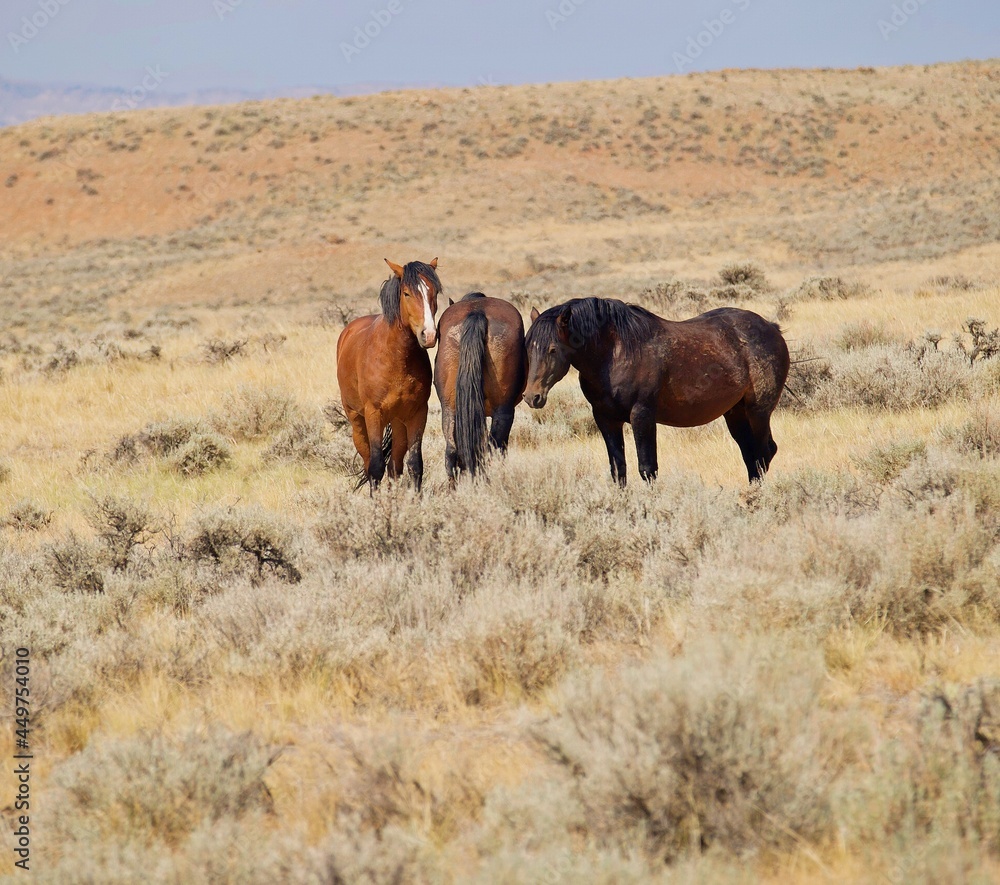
[630,402,658,483]
[593,410,627,487]
[404,405,429,492]
[346,408,371,471]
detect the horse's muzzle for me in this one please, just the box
[524,391,547,409]
[420,330,437,348]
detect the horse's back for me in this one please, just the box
[438,297,524,353]
[631,307,787,425]
[673,308,786,362]
[336,313,379,361]
[674,306,788,407]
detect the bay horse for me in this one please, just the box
[434,292,526,480]
[336,258,441,490]
[523,298,789,485]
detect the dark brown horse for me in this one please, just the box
[434,292,526,479]
[336,258,441,490]
[524,298,789,485]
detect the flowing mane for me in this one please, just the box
[379,261,443,323]
[530,297,658,353]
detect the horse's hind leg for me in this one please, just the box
[488,402,516,454]
[347,410,371,471]
[441,405,459,483]
[724,401,774,482]
[754,413,778,472]
[389,419,408,480]
[363,410,388,488]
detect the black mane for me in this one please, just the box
[529,297,658,353]
[461,292,486,301]
[379,261,443,323]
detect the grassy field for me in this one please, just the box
[1,60,1000,882]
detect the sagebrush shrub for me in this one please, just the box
[138,418,206,456]
[201,337,249,364]
[212,384,301,441]
[42,728,278,847]
[318,818,431,885]
[4,499,52,531]
[188,505,302,583]
[86,494,158,572]
[839,680,1000,876]
[853,439,927,484]
[834,319,904,352]
[263,417,343,469]
[810,345,970,411]
[718,261,768,291]
[537,637,832,862]
[109,418,206,464]
[943,403,1000,459]
[44,532,105,594]
[169,432,233,476]
[848,498,1000,635]
[790,276,873,301]
[468,618,575,703]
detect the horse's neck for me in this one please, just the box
[570,330,614,376]
[378,316,423,354]
[379,315,414,340]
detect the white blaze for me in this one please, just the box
[419,279,436,340]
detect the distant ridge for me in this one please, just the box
[0,77,441,127]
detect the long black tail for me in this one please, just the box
[455,311,489,477]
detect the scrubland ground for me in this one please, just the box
[1,61,1000,882]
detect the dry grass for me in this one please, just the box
[1,60,1000,882]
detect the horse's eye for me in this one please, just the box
[548,344,557,355]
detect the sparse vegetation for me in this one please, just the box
[1,60,999,882]
[718,261,769,291]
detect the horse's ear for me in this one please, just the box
[555,306,573,341]
[385,259,404,279]
[448,297,454,307]
[429,257,438,269]
[530,307,540,323]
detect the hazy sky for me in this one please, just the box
[1,0,997,94]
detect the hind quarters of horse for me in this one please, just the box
[435,294,527,482]
[525,299,789,487]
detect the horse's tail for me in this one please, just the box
[355,425,393,492]
[455,311,489,477]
